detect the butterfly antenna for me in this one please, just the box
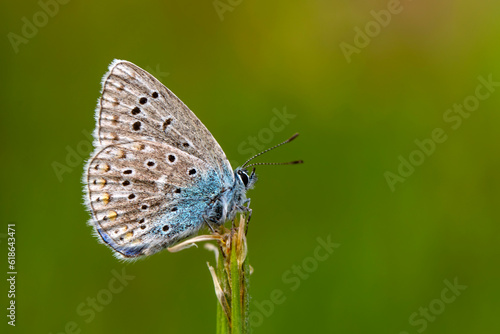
[241,133,301,169]
[244,160,304,169]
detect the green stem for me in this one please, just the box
[231,238,242,334]
[213,216,250,334]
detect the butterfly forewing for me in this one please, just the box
[97,60,233,182]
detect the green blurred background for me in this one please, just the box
[2,0,499,333]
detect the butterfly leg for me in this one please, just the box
[201,214,217,233]
[202,215,227,259]
[237,200,252,234]
[243,198,252,223]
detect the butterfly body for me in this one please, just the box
[84,60,255,259]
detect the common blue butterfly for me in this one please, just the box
[83,60,301,259]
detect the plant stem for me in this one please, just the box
[212,215,250,334]
[231,239,242,333]
[168,216,250,332]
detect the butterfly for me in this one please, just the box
[83,60,301,259]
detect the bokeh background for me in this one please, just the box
[2,0,499,333]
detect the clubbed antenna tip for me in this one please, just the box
[241,133,304,168]
[287,133,300,142]
[241,133,302,169]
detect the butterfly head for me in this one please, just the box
[235,167,257,190]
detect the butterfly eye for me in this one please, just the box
[238,170,249,187]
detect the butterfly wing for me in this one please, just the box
[84,60,235,258]
[85,140,222,258]
[96,59,233,184]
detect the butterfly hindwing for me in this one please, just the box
[86,140,222,258]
